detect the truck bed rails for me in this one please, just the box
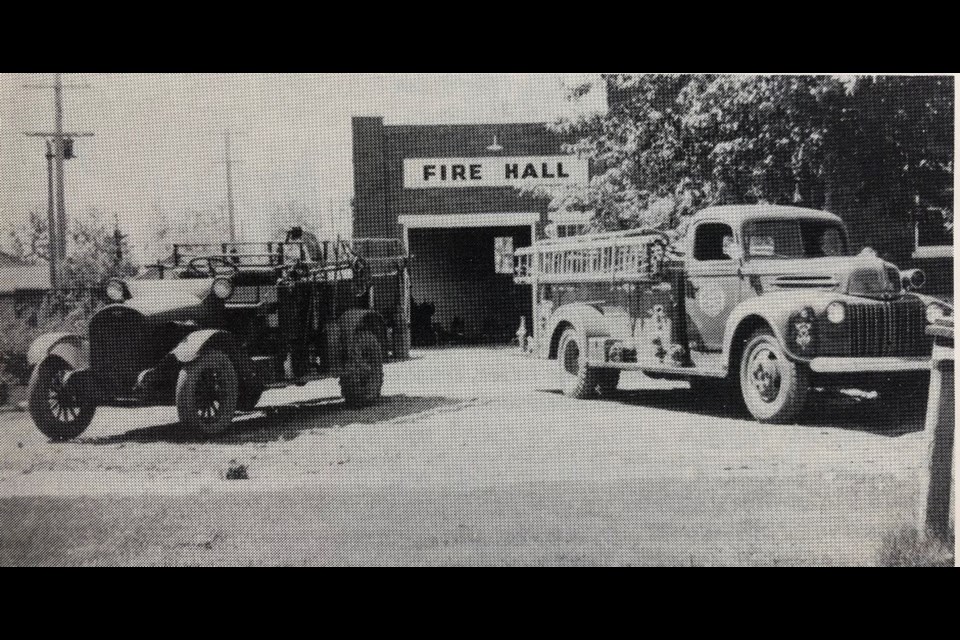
[514,228,675,284]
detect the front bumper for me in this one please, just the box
[808,356,931,374]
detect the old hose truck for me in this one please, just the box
[27,238,408,440]
[514,204,952,423]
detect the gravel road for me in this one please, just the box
[0,347,929,565]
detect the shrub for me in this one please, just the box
[877,525,954,567]
[0,291,101,384]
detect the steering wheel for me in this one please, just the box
[186,256,240,277]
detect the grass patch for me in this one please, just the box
[877,525,954,567]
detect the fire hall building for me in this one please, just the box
[352,116,588,344]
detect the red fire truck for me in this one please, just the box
[514,204,952,423]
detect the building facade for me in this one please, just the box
[353,117,587,344]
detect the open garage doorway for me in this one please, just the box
[402,215,534,346]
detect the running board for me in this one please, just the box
[587,350,727,378]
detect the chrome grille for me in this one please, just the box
[847,299,928,357]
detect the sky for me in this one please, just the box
[0,73,605,260]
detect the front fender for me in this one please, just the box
[27,332,87,369]
[723,292,824,361]
[172,329,237,363]
[909,292,954,313]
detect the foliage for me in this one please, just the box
[5,206,136,288]
[0,290,101,383]
[878,525,954,567]
[542,74,953,257]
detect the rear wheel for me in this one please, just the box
[28,355,96,441]
[597,369,620,397]
[176,349,238,436]
[739,328,809,423]
[557,328,603,399]
[340,330,384,407]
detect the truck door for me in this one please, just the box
[686,221,741,351]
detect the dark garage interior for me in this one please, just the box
[409,226,531,345]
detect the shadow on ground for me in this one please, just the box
[543,385,926,437]
[80,394,458,445]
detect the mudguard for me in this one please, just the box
[27,332,87,369]
[171,329,259,407]
[910,292,954,313]
[172,329,237,363]
[722,291,823,365]
[546,302,630,359]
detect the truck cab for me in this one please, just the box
[516,204,952,423]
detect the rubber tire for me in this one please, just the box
[28,355,96,441]
[176,349,238,436]
[597,369,620,397]
[340,330,384,407]
[557,328,602,399]
[739,328,809,423]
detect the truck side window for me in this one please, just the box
[693,223,734,261]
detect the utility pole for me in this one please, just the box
[224,131,237,242]
[23,73,93,288]
[45,141,56,288]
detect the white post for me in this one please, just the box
[918,322,954,541]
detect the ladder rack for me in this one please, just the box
[514,229,674,284]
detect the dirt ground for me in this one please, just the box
[0,347,932,566]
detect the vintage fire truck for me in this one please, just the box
[26,237,408,440]
[514,204,952,423]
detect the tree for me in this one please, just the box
[4,206,136,288]
[60,207,136,287]
[541,73,953,262]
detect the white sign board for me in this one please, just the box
[403,156,587,189]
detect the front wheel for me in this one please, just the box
[176,349,238,436]
[28,355,96,441]
[340,330,384,407]
[739,328,809,423]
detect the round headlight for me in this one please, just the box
[826,301,846,324]
[105,279,126,302]
[212,277,234,300]
[926,302,950,324]
[902,268,926,290]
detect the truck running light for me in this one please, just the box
[106,279,127,302]
[212,277,234,300]
[826,301,846,324]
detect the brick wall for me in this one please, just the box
[353,117,565,240]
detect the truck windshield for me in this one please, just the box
[744,219,848,259]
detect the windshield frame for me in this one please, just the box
[741,217,850,260]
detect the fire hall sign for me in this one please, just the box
[403,156,588,189]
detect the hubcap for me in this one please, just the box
[748,346,781,403]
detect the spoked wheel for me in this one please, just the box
[340,330,384,407]
[557,328,604,399]
[176,349,238,436]
[739,328,808,423]
[28,355,97,441]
